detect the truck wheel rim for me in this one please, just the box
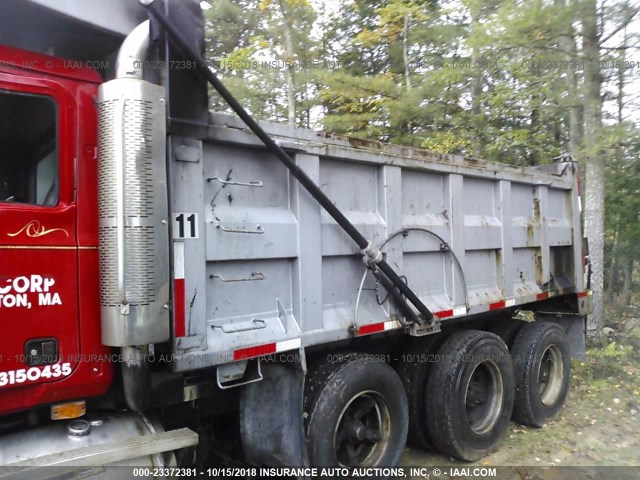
[538,344,564,406]
[464,360,504,434]
[333,391,391,466]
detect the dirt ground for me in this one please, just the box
[400,306,640,480]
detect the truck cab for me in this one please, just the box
[0,47,111,416]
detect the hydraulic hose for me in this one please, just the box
[141,0,433,325]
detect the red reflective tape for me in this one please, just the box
[578,291,590,298]
[435,310,453,319]
[174,278,186,337]
[536,292,550,300]
[358,323,385,336]
[233,343,277,361]
[489,300,506,310]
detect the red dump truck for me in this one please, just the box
[0,0,592,476]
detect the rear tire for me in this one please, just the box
[511,321,570,427]
[425,330,515,461]
[305,355,408,470]
[396,334,446,450]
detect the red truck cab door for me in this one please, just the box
[0,75,79,394]
[0,50,111,415]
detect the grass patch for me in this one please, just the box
[572,341,638,390]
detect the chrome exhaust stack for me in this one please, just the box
[97,20,169,348]
[115,20,151,80]
[97,21,170,412]
[97,20,170,411]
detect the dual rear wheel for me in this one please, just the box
[401,321,571,460]
[425,330,515,461]
[512,321,571,427]
[302,321,570,468]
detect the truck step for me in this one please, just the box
[0,428,198,480]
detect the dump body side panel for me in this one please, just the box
[169,114,586,372]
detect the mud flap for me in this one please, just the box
[239,364,308,467]
[536,313,586,361]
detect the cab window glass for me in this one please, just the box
[0,90,58,206]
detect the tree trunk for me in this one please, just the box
[622,259,633,306]
[529,92,541,166]
[582,0,605,337]
[279,0,296,126]
[470,2,482,157]
[403,13,411,91]
[402,12,412,137]
[606,27,628,305]
[617,30,626,124]
[606,217,619,303]
[556,0,582,157]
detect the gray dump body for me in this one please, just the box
[168,113,586,372]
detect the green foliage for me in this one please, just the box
[604,125,640,268]
[421,131,470,154]
[573,341,635,385]
[203,0,319,124]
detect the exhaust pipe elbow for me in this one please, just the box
[116,20,150,80]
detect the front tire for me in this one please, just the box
[511,321,571,427]
[304,355,408,469]
[425,330,515,461]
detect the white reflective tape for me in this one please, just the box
[505,298,516,307]
[384,320,401,331]
[174,242,185,279]
[453,306,467,316]
[276,338,302,352]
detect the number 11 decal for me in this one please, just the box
[173,213,199,239]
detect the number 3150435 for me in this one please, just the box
[0,363,72,387]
